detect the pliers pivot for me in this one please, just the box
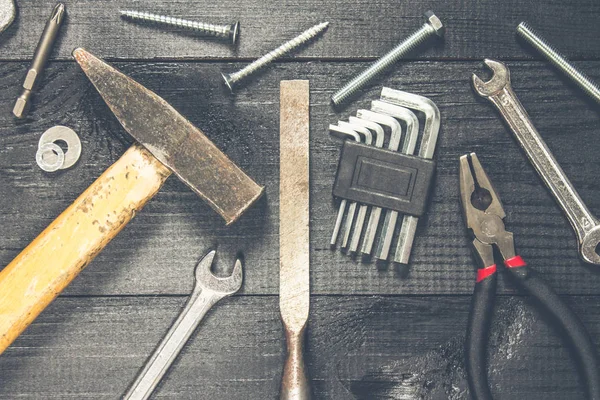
[459,153,600,400]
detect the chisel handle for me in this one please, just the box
[0,144,171,354]
[281,324,311,400]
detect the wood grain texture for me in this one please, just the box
[0,295,598,399]
[1,0,600,61]
[2,60,600,296]
[2,2,600,397]
[0,144,170,354]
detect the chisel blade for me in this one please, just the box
[279,80,311,400]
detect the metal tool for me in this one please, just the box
[0,0,16,34]
[120,10,239,45]
[329,125,361,248]
[472,59,600,265]
[355,110,402,256]
[0,49,264,355]
[335,122,371,249]
[222,22,329,92]
[370,101,419,261]
[331,11,444,107]
[13,3,66,119]
[517,22,600,105]
[337,121,372,251]
[380,88,441,264]
[123,250,243,400]
[280,80,312,400]
[35,126,82,171]
[36,143,65,172]
[460,153,600,400]
[345,117,384,254]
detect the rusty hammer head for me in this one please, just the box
[73,48,264,225]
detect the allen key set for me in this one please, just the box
[329,88,441,265]
[3,3,600,399]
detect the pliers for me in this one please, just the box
[459,153,600,400]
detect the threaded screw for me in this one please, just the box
[331,11,444,107]
[222,22,329,91]
[120,10,239,45]
[517,22,600,104]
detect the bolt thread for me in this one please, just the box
[120,10,230,38]
[332,23,435,106]
[517,22,600,104]
[228,22,329,85]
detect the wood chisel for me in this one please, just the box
[279,80,311,400]
[0,48,264,355]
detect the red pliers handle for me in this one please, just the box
[460,153,600,400]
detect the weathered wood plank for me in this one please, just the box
[0,0,600,61]
[0,295,598,399]
[2,60,600,296]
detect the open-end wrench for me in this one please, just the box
[123,250,243,400]
[472,59,600,265]
[355,110,403,257]
[329,125,361,247]
[370,101,420,261]
[380,88,441,265]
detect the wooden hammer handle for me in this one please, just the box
[0,144,171,354]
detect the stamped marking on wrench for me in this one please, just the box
[123,250,243,400]
[473,59,600,265]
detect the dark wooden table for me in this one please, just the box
[1,1,600,398]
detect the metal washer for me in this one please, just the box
[38,126,81,169]
[36,142,65,172]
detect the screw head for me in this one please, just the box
[424,11,445,37]
[221,72,235,92]
[229,21,240,45]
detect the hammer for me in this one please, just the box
[0,49,264,354]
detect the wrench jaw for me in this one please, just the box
[580,226,600,265]
[194,250,243,295]
[472,59,511,98]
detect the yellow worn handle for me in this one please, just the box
[0,144,171,354]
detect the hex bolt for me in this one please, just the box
[222,22,329,91]
[517,22,600,104]
[120,10,240,45]
[331,11,444,107]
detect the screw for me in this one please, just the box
[517,22,600,104]
[331,11,444,107]
[222,22,329,91]
[120,10,240,45]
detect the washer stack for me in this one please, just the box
[36,126,82,172]
[329,88,441,265]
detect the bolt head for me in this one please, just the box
[424,11,445,37]
[230,21,240,45]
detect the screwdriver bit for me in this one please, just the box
[13,3,65,119]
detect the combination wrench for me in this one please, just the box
[123,250,243,400]
[473,59,600,265]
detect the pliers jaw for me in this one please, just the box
[459,153,516,267]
